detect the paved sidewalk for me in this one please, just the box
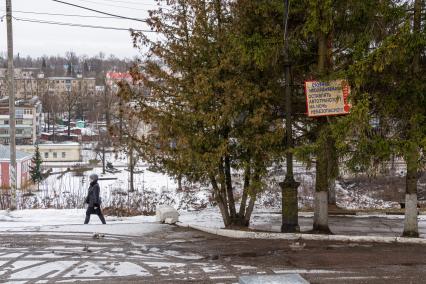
[1,225,426,283]
[252,214,426,238]
[180,210,426,238]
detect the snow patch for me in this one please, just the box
[64,261,151,277]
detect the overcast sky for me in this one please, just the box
[0,0,159,59]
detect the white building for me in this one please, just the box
[18,143,82,163]
[0,97,43,145]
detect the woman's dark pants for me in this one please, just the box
[84,206,106,224]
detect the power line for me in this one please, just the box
[0,9,129,20]
[91,0,162,6]
[51,0,148,22]
[97,0,143,5]
[14,17,156,32]
[59,0,152,11]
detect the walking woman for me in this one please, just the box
[84,173,106,224]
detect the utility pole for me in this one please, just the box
[6,0,17,209]
[281,0,300,232]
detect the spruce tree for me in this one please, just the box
[126,0,285,227]
[30,144,44,192]
[346,0,425,237]
[288,0,403,233]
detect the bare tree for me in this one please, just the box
[94,129,111,174]
[61,89,80,138]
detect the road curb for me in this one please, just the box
[176,222,426,245]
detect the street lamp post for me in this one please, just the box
[281,0,300,233]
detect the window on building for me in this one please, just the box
[24,109,33,115]
[0,129,8,135]
[16,119,23,125]
[4,120,9,125]
[44,152,48,159]
[62,152,66,158]
[53,152,57,158]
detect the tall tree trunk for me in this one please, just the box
[239,163,251,218]
[313,31,332,233]
[67,108,71,137]
[327,135,338,206]
[47,111,50,132]
[102,145,106,174]
[104,85,111,130]
[224,155,237,220]
[177,174,183,191]
[210,174,230,227]
[403,145,419,237]
[119,99,123,141]
[412,0,422,73]
[313,123,331,233]
[52,111,56,142]
[243,167,260,226]
[402,0,423,238]
[317,32,328,74]
[218,159,227,201]
[129,143,135,192]
[328,180,336,205]
[244,196,256,226]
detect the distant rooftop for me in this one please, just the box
[0,67,41,71]
[39,142,80,146]
[0,145,33,160]
[106,71,132,80]
[0,96,41,106]
[48,77,76,80]
[48,77,96,80]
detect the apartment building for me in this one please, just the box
[0,68,96,99]
[0,97,43,145]
[0,68,47,100]
[47,76,96,95]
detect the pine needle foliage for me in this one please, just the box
[29,144,44,192]
[126,0,287,227]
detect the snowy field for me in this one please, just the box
[38,149,177,206]
[11,148,212,213]
[10,148,409,215]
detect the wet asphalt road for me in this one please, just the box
[0,225,425,283]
